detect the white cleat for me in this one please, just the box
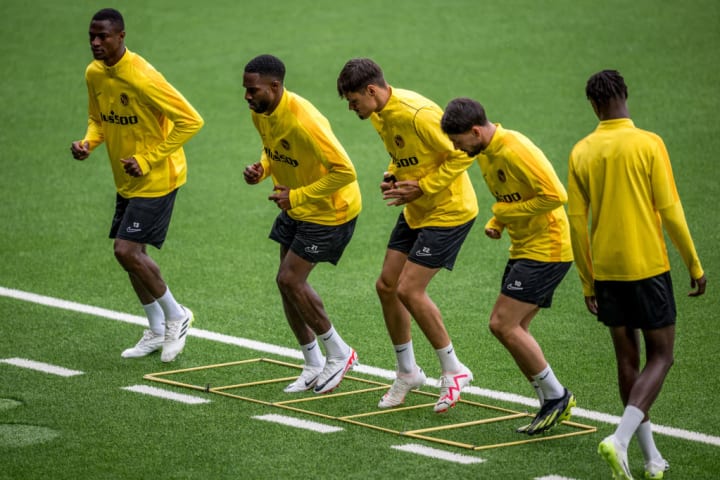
[121,329,164,358]
[161,306,193,363]
[284,365,324,393]
[378,366,427,409]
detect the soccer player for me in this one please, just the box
[70,9,203,362]
[242,54,361,395]
[441,97,575,434]
[337,58,477,413]
[568,70,706,480]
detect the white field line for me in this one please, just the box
[391,444,485,464]
[122,385,210,404]
[2,286,719,448]
[253,414,343,433]
[0,357,84,377]
[535,476,578,480]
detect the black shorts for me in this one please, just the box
[500,259,571,308]
[595,272,676,329]
[269,211,357,265]
[109,189,178,249]
[387,212,475,270]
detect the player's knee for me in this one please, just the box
[375,276,395,299]
[488,314,509,340]
[395,282,418,307]
[275,269,298,296]
[113,242,136,270]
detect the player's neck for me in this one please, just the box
[104,46,126,67]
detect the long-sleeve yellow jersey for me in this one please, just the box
[81,49,204,198]
[568,118,703,296]
[251,90,361,226]
[370,88,478,229]
[477,125,573,262]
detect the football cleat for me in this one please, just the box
[121,329,164,358]
[644,458,669,480]
[515,422,532,434]
[434,365,473,413]
[598,435,634,480]
[161,306,193,363]
[378,366,427,409]
[284,364,324,393]
[524,388,576,435]
[313,349,358,394]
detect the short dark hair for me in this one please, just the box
[336,58,387,97]
[585,70,628,107]
[244,54,286,82]
[92,8,125,31]
[440,97,489,135]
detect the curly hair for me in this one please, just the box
[586,70,628,107]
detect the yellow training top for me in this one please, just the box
[568,118,704,296]
[370,88,478,229]
[477,125,573,262]
[251,89,362,226]
[81,48,204,198]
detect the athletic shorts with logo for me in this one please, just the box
[501,258,572,308]
[595,271,676,329]
[110,189,178,249]
[386,212,475,270]
[269,211,358,265]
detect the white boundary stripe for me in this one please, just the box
[535,476,578,480]
[1,357,84,377]
[0,287,146,326]
[253,414,343,433]
[3,286,720,448]
[122,385,210,404]
[391,444,485,464]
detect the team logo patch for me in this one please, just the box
[126,221,142,234]
[506,280,523,291]
[280,139,291,150]
[394,135,405,148]
[497,169,506,182]
[120,93,129,106]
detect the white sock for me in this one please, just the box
[532,365,565,401]
[319,325,350,358]
[143,301,165,335]
[394,340,417,374]
[300,339,324,368]
[615,405,645,449]
[435,343,462,373]
[156,287,185,322]
[636,420,663,463]
[531,380,545,406]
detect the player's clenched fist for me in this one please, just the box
[244,162,263,184]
